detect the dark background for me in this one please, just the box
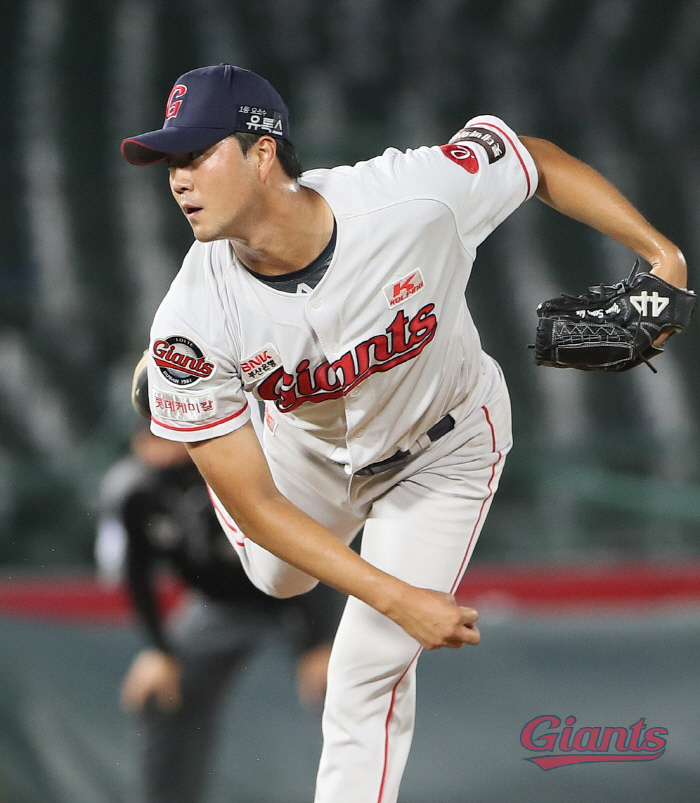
[3,0,700,571]
[1,3,700,803]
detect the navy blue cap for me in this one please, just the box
[121,64,290,165]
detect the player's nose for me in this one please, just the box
[169,168,194,194]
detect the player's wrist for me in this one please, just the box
[647,246,687,289]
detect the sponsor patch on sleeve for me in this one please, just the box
[240,343,282,386]
[440,143,479,173]
[151,390,218,422]
[449,126,506,164]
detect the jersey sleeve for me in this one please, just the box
[148,243,251,442]
[436,114,539,251]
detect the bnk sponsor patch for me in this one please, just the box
[240,343,282,386]
[383,270,425,308]
[151,390,218,422]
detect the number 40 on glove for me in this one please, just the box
[533,261,696,373]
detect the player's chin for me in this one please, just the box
[191,227,222,243]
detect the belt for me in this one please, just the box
[355,414,455,476]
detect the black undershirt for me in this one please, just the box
[244,220,337,294]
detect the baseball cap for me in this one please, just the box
[121,64,290,165]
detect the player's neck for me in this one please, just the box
[230,185,334,276]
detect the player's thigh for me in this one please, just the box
[229,423,366,597]
[263,422,367,539]
[362,397,511,594]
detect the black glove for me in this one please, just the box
[533,261,696,373]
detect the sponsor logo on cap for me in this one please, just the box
[152,336,216,387]
[238,106,285,136]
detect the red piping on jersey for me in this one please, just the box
[474,121,534,200]
[151,401,248,432]
[377,404,502,803]
[206,485,245,547]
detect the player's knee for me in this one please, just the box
[258,576,319,599]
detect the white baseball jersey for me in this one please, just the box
[147,115,537,473]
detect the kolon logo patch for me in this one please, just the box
[521,715,668,770]
[440,142,479,173]
[152,336,216,387]
[383,270,425,308]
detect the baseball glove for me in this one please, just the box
[533,261,696,373]
[131,351,150,418]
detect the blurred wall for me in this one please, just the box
[1,0,700,567]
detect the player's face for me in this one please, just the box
[167,137,259,241]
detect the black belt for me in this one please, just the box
[355,414,455,476]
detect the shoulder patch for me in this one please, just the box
[240,343,282,386]
[449,126,505,164]
[440,143,479,173]
[151,390,217,422]
[151,335,216,387]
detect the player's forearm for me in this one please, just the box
[186,433,404,616]
[521,136,687,288]
[231,490,403,610]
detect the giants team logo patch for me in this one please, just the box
[152,336,216,387]
[383,270,425,308]
[449,126,506,163]
[440,143,479,173]
[240,343,282,386]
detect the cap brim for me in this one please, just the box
[121,126,232,165]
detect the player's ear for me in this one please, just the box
[254,136,279,181]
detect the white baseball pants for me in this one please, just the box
[213,381,512,803]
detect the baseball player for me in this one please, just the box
[121,64,687,803]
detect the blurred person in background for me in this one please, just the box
[96,422,343,803]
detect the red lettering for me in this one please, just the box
[393,274,417,298]
[254,303,438,413]
[558,717,577,752]
[316,360,347,392]
[408,304,437,344]
[627,718,647,752]
[599,727,631,752]
[642,728,668,752]
[165,85,187,119]
[295,360,315,396]
[520,716,560,752]
[572,727,605,752]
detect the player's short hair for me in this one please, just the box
[233,132,303,180]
